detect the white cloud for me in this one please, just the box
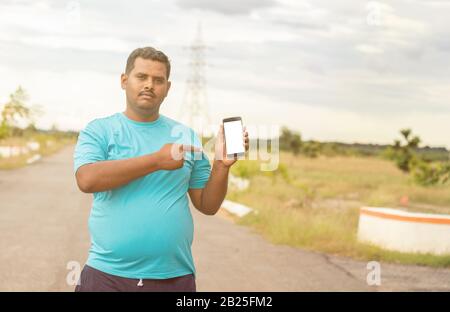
[356,44,384,54]
[175,0,276,15]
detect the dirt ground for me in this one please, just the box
[1,146,449,291]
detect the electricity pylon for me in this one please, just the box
[180,23,211,136]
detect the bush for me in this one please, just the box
[231,160,261,179]
[412,160,450,186]
[280,127,302,155]
[302,141,321,158]
[389,128,420,173]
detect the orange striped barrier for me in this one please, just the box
[360,207,450,225]
[357,207,450,255]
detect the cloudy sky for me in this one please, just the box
[0,0,449,147]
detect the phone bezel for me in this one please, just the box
[222,116,245,158]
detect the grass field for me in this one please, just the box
[227,151,450,267]
[0,134,76,170]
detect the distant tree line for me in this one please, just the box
[279,126,450,186]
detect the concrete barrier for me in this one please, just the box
[357,206,450,255]
[26,154,41,164]
[221,200,253,218]
[0,141,40,158]
[0,146,23,158]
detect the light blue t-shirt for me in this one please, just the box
[73,112,211,279]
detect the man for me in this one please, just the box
[73,47,249,292]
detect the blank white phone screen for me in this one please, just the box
[224,120,245,155]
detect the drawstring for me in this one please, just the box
[137,278,144,287]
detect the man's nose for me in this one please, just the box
[144,80,154,90]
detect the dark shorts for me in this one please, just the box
[74,265,196,292]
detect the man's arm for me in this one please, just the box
[188,160,229,216]
[76,153,159,193]
[188,124,249,215]
[76,143,199,193]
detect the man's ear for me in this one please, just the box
[166,80,171,95]
[120,73,128,90]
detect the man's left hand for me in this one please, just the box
[214,125,249,168]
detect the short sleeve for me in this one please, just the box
[73,120,107,174]
[188,131,212,189]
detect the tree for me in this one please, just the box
[280,127,302,155]
[302,140,321,158]
[0,122,8,140]
[390,128,421,173]
[387,128,450,186]
[2,86,30,123]
[0,86,41,140]
[412,161,449,186]
[280,127,293,151]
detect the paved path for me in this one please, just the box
[1,146,449,291]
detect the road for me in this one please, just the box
[1,145,449,291]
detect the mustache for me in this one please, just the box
[139,90,155,96]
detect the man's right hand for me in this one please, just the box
[75,143,202,193]
[155,143,202,170]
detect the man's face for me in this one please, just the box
[121,57,171,115]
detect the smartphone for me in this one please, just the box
[223,117,245,158]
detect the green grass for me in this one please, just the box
[227,152,450,267]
